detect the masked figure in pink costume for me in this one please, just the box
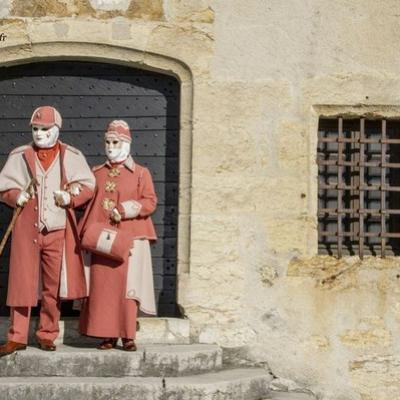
[79,120,157,351]
[0,106,95,356]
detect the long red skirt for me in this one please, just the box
[79,254,138,339]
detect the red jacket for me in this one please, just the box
[79,156,157,241]
[0,143,95,306]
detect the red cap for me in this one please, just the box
[105,120,131,142]
[30,106,62,128]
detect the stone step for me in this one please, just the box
[0,344,222,377]
[265,392,316,400]
[0,368,272,400]
[0,317,190,345]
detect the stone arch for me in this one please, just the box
[0,41,193,311]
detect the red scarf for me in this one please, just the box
[34,142,60,171]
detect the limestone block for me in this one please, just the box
[111,17,131,40]
[191,175,308,221]
[340,317,392,349]
[198,324,258,347]
[270,377,316,393]
[211,0,313,81]
[297,2,400,79]
[181,262,245,322]
[28,19,112,45]
[145,22,213,75]
[89,0,131,11]
[192,128,269,176]
[163,0,214,23]
[277,121,309,175]
[350,354,400,400]
[263,216,311,255]
[10,0,164,20]
[192,81,293,177]
[190,214,242,265]
[305,74,400,106]
[267,392,316,400]
[142,344,222,376]
[0,369,272,400]
[124,0,164,20]
[0,0,10,18]
[53,22,69,39]
[11,0,69,17]
[0,344,222,377]
[0,19,30,48]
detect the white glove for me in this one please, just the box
[16,190,31,207]
[110,207,122,223]
[53,190,71,207]
[67,182,82,196]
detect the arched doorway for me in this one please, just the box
[0,60,180,316]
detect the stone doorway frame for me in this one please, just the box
[0,41,193,309]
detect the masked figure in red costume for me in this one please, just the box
[0,106,95,356]
[79,120,157,351]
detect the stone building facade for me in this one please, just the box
[0,0,399,399]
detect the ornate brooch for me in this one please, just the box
[105,181,117,193]
[108,167,121,178]
[102,198,116,211]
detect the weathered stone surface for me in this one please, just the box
[1,376,163,400]
[0,317,190,345]
[2,1,400,399]
[0,344,221,377]
[11,0,69,17]
[163,0,214,23]
[10,0,165,20]
[111,17,131,40]
[349,354,400,400]
[0,369,271,400]
[142,344,222,376]
[89,0,130,11]
[265,392,316,400]
[0,0,10,18]
[124,0,164,20]
[53,22,69,38]
[269,380,317,399]
[0,18,29,47]
[163,368,272,400]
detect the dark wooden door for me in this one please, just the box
[0,61,180,316]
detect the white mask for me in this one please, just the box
[105,136,131,162]
[32,124,59,148]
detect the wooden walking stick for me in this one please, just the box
[0,178,39,256]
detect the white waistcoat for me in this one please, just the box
[35,154,66,232]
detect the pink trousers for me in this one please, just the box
[8,229,65,344]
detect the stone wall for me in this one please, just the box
[1,1,400,399]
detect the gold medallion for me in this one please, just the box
[105,181,117,193]
[102,198,116,211]
[108,167,121,178]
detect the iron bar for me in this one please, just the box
[359,119,365,258]
[319,208,400,215]
[337,117,343,257]
[319,184,400,192]
[319,137,400,144]
[317,160,400,168]
[319,231,400,238]
[381,120,387,257]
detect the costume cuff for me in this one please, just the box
[68,185,94,209]
[118,200,142,219]
[0,189,21,208]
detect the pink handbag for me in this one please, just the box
[81,223,133,262]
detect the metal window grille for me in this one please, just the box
[318,117,400,258]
